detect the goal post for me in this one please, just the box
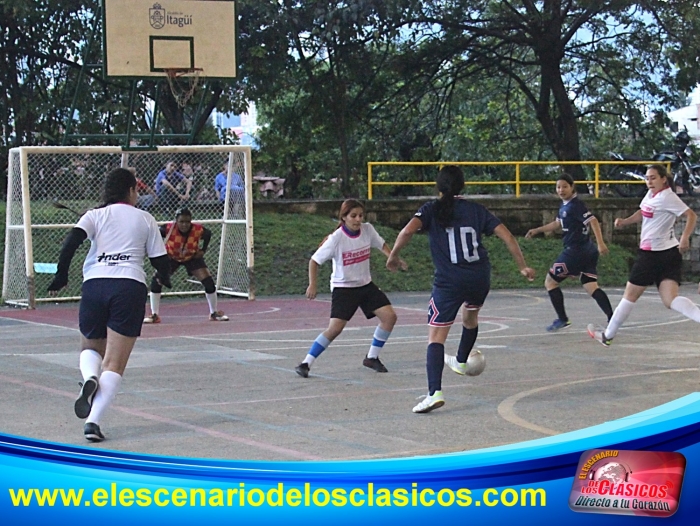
[3,145,254,308]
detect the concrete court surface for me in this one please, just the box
[1,285,699,462]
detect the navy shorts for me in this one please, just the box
[170,257,207,276]
[330,282,391,321]
[79,278,148,339]
[428,273,491,327]
[549,244,599,283]
[628,247,682,288]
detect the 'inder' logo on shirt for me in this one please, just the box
[641,204,654,218]
[97,253,132,266]
[342,247,370,266]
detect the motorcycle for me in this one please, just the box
[652,128,700,196]
[606,127,700,197]
[604,152,648,197]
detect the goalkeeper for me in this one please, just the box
[47,167,172,443]
[144,207,229,324]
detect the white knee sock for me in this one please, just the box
[206,292,217,314]
[605,298,635,339]
[87,371,122,425]
[150,292,161,316]
[79,350,102,381]
[671,296,700,323]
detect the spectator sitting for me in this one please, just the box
[214,164,244,216]
[154,161,192,214]
[127,167,156,211]
[196,187,217,203]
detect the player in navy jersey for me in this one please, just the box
[588,164,700,346]
[47,168,172,442]
[295,199,407,378]
[387,165,535,413]
[525,173,613,331]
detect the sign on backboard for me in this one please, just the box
[102,0,237,79]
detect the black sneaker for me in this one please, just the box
[74,376,99,419]
[83,422,105,442]
[295,363,310,378]
[363,356,388,373]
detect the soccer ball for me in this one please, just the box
[466,349,486,376]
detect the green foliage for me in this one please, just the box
[252,212,634,296]
[0,203,653,300]
[4,1,700,199]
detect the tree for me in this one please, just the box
[405,0,695,181]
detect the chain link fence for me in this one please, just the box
[3,146,253,308]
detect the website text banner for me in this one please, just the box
[2,393,700,524]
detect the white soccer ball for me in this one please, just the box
[466,349,486,376]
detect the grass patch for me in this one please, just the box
[253,212,635,295]
[0,204,635,299]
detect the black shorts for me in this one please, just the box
[79,278,148,339]
[628,247,682,288]
[170,257,208,276]
[330,282,391,321]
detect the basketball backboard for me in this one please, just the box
[102,0,237,79]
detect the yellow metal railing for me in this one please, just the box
[367,160,670,199]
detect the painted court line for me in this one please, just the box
[0,374,320,460]
[497,367,700,436]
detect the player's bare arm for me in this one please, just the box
[588,217,609,255]
[525,219,560,239]
[494,224,535,281]
[306,259,319,299]
[614,210,643,228]
[679,208,697,253]
[387,217,421,271]
[381,243,407,271]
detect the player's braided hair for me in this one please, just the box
[435,165,465,228]
[97,168,137,208]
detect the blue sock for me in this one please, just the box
[427,342,444,395]
[457,326,478,363]
[367,326,391,359]
[308,334,331,358]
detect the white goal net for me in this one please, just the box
[3,145,254,308]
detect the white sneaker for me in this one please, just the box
[143,313,161,324]
[413,391,445,413]
[445,354,467,375]
[587,323,612,347]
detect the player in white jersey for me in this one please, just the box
[48,168,172,442]
[588,164,700,346]
[295,199,406,378]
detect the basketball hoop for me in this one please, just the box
[164,68,204,108]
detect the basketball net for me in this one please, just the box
[164,68,203,108]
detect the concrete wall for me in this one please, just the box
[254,195,700,273]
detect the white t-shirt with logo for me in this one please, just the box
[638,188,689,251]
[312,224,386,290]
[76,203,167,285]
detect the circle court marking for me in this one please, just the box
[497,367,700,436]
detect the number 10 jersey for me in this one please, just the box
[414,197,502,287]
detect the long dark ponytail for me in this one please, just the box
[98,167,136,208]
[434,165,465,228]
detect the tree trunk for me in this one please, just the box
[536,56,587,183]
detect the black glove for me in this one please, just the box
[47,273,68,292]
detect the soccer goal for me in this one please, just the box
[3,145,254,308]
